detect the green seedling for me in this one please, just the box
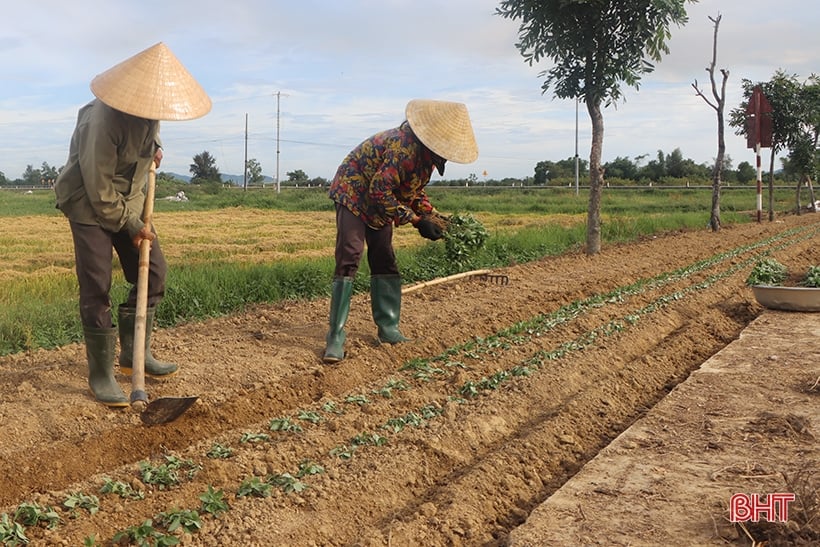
[267,473,307,493]
[321,401,344,414]
[0,513,28,546]
[296,460,325,478]
[236,476,272,498]
[155,509,202,534]
[113,519,179,547]
[206,443,233,459]
[63,492,99,518]
[139,456,200,490]
[344,394,370,406]
[199,486,229,517]
[268,418,303,432]
[297,410,323,424]
[239,432,271,443]
[372,378,410,398]
[100,477,144,500]
[329,445,357,460]
[13,502,60,529]
[350,432,388,447]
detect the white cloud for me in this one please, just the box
[1,0,818,181]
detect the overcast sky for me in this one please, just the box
[1,0,817,182]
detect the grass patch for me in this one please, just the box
[0,186,781,355]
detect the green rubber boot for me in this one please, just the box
[371,274,410,344]
[323,277,354,363]
[118,306,178,378]
[83,326,129,407]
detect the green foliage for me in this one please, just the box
[62,492,99,518]
[205,443,234,459]
[100,477,145,500]
[267,473,307,493]
[13,502,60,529]
[746,258,789,286]
[344,394,370,406]
[0,187,788,356]
[0,513,28,546]
[296,460,325,478]
[198,486,229,517]
[139,456,200,490]
[803,265,820,287]
[268,418,303,432]
[239,432,270,443]
[236,476,272,498]
[112,519,179,547]
[443,213,489,269]
[189,151,221,184]
[296,410,323,424]
[495,0,691,103]
[155,509,202,534]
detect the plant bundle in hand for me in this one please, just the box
[441,213,488,268]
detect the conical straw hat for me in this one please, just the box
[405,99,478,164]
[90,42,211,121]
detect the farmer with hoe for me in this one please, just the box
[54,43,211,407]
[323,99,478,363]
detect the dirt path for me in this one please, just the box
[508,310,819,546]
[1,213,818,546]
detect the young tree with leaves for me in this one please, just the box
[190,151,221,184]
[245,158,264,185]
[728,71,817,217]
[497,0,694,254]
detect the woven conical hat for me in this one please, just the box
[91,42,211,121]
[405,99,478,164]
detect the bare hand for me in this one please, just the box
[132,225,156,248]
[154,148,163,169]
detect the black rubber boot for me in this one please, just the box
[323,277,354,363]
[118,306,178,378]
[370,274,410,344]
[83,326,129,407]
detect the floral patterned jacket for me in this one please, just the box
[329,122,437,229]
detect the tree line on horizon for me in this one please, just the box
[0,145,807,190]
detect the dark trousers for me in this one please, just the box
[333,204,399,278]
[69,221,167,328]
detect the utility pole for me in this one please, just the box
[243,113,248,191]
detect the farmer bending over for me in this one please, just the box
[323,99,478,363]
[54,43,211,407]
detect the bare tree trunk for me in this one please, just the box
[710,104,725,231]
[586,99,604,255]
[808,177,817,211]
[692,14,728,233]
[796,177,803,215]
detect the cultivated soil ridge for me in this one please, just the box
[0,212,818,546]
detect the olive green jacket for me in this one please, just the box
[54,99,161,237]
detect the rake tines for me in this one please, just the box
[475,273,510,286]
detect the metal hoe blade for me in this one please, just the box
[140,396,198,425]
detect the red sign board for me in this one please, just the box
[746,86,773,148]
